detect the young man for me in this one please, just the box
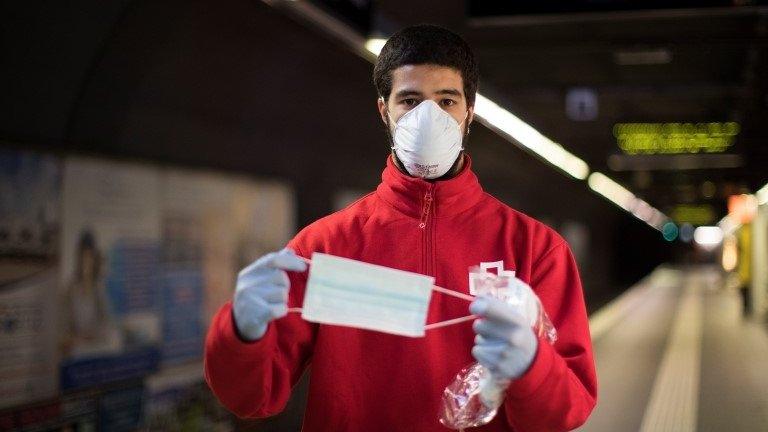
[205,25,597,431]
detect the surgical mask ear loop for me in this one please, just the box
[285,257,479,329]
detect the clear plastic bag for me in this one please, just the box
[439,267,557,430]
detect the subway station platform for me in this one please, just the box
[578,266,768,432]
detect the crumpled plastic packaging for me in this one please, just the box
[439,267,557,430]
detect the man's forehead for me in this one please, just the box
[391,64,464,93]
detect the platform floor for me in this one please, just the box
[578,265,768,432]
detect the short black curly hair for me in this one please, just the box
[373,24,479,106]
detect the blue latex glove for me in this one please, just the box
[470,296,539,381]
[233,248,307,341]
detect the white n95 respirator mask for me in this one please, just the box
[386,99,467,179]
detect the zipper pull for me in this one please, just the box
[419,191,433,229]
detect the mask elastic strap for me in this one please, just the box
[289,257,478,328]
[424,314,477,330]
[286,309,477,330]
[425,284,477,330]
[457,111,470,151]
[382,103,399,150]
[458,110,469,129]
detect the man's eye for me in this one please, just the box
[442,99,456,107]
[402,98,418,106]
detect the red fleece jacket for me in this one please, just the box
[205,155,597,431]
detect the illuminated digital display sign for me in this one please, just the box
[614,122,739,154]
[670,204,716,226]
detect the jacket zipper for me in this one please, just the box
[420,185,435,275]
[418,190,433,229]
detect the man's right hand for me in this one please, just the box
[233,248,308,341]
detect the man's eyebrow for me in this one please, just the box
[435,88,463,97]
[394,89,423,99]
[394,88,464,99]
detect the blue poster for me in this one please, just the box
[161,269,204,364]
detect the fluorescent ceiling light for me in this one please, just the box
[718,214,741,236]
[588,172,670,230]
[694,226,723,246]
[588,172,635,210]
[474,94,590,180]
[757,182,768,205]
[631,199,652,221]
[364,38,386,56]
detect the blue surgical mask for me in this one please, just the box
[301,253,435,337]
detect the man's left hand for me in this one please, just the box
[470,296,539,381]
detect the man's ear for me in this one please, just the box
[467,105,475,125]
[377,97,389,126]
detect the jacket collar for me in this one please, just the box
[375,153,484,219]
